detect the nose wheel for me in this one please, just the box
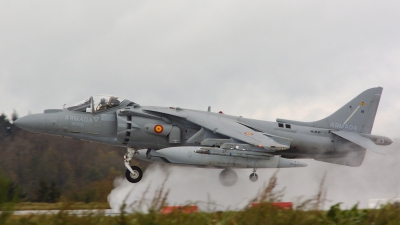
[124,148,143,183]
[249,168,258,182]
[125,166,143,183]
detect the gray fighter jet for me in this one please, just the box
[14,87,392,186]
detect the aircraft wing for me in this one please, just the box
[143,108,289,151]
[184,111,289,151]
[332,130,385,155]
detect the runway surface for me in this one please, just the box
[11,209,119,216]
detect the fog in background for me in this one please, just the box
[2,1,400,208]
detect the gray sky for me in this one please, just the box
[2,1,400,207]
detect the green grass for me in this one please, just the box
[3,172,400,224]
[3,203,400,225]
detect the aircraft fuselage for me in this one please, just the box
[16,103,391,166]
[14,88,392,185]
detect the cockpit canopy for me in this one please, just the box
[67,95,127,113]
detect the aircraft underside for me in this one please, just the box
[123,146,307,186]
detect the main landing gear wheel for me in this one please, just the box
[219,169,238,187]
[249,168,258,182]
[125,166,143,183]
[249,173,258,182]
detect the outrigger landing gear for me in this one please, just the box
[249,168,258,182]
[124,148,143,183]
[219,169,238,187]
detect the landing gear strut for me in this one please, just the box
[124,148,143,183]
[219,169,238,187]
[249,168,258,182]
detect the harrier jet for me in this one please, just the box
[15,87,392,186]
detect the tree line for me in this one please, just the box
[0,112,146,203]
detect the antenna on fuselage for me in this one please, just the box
[208,106,211,112]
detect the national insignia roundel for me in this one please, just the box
[154,124,164,133]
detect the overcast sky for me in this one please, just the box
[2,1,400,207]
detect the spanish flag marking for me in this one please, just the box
[154,124,164,133]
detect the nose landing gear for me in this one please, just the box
[249,168,258,182]
[125,166,143,183]
[124,148,143,183]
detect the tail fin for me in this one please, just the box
[277,87,383,134]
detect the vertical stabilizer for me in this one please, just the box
[276,87,383,134]
[312,87,382,134]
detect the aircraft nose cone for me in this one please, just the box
[14,114,45,132]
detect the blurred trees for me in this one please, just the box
[0,113,13,138]
[0,112,146,203]
[34,180,61,203]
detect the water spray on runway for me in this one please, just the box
[107,165,282,213]
[108,140,400,212]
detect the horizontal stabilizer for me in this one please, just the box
[332,130,385,155]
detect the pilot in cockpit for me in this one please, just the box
[96,98,110,111]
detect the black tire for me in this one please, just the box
[249,173,258,182]
[218,169,238,187]
[125,166,143,183]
